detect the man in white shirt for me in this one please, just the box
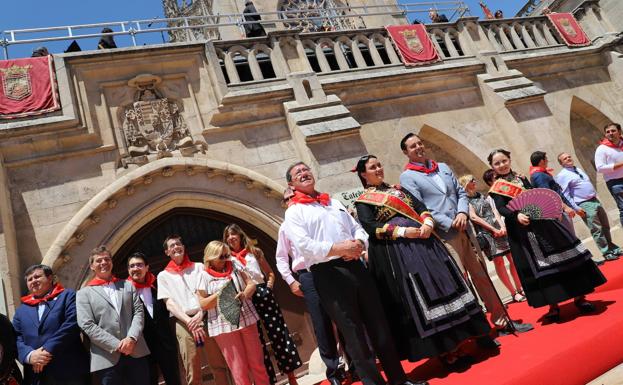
[595,122,623,226]
[156,235,229,385]
[127,252,181,385]
[284,161,426,385]
[275,221,345,385]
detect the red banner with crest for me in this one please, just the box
[385,24,441,66]
[547,13,591,47]
[0,56,60,119]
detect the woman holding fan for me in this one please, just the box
[487,149,606,321]
[197,240,270,385]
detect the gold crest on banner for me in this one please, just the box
[0,64,33,101]
[558,17,577,37]
[400,29,424,54]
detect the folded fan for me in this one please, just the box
[507,188,563,219]
[217,279,241,328]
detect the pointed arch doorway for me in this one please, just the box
[112,207,315,378]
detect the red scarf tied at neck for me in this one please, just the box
[404,160,439,174]
[87,276,120,286]
[599,138,623,150]
[529,166,554,176]
[231,249,248,266]
[127,272,156,289]
[206,261,234,278]
[288,191,331,207]
[164,254,194,274]
[21,283,65,306]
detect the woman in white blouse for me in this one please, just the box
[197,241,270,385]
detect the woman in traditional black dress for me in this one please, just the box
[353,155,491,365]
[487,149,606,321]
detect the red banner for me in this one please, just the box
[385,24,441,66]
[547,13,590,47]
[0,56,60,119]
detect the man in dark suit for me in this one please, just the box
[76,246,150,385]
[12,264,89,385]
[127,252,181,385]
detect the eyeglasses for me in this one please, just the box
[219,253,230,260]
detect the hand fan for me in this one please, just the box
[507,188,563,219]
[217,280,241,328]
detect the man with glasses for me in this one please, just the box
[556,152,621,263]
[127,253,181,385]
[76,246,150,385]
[283,161,427,385]
[156,235,229,385]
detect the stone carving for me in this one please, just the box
[162,0,219,42]
[121,74,204,166]
[279,0,362,32]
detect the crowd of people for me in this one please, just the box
[1,123,623,385]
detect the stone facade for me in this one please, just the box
[2,0,623,377]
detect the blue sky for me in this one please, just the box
[0,1,527,59]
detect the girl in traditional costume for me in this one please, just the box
[223,225,301,385]
[487,149,606,321]
[353,155,491,365]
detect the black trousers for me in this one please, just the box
[94,355,149,385]
[298,270,341,380]
[311,259,406,385]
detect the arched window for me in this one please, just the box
[231,51,254,82]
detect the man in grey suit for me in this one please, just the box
[76,246,150,385]
[398,133,533,337]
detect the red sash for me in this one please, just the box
[164,254,194,274]
[127,272,156,289]
[528,166,554,176]
[288,191,330,207]
[206,261,233,278]
[489,179,524,199]
[21,283,65,306]
[356,190,424,225]
[231,249,248,266]
[599,138,623,150]
[404,160,439,175]
[86,276,120,286]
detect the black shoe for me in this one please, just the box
[328,378,341,385]
[476,336,501,349]
[574,299,596,313]
[543,307,561,323]
[604,254,620,261]
[498,321,534,336]
[402,381,430,385]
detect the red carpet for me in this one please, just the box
[318,261,623,385]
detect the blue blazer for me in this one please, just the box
[12,289,89,383]
[399,161,468,237]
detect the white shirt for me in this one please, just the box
[595,143,623,181]
[236,253,265,284]
[275,223,306,285]
[284,198,368,269]
[137,287,154,318]
[157,262,206,316]
[102,282,120,315]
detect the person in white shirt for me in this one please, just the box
[595,122,623,226]
[283,161,427,385]
[156,235,229,385]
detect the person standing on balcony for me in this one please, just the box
[243,1,267,37]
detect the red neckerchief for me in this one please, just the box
[127,272,156,289]
[21,283,65,306]
[529,166,554,176]
[231,249,248,266]
[404,160,439,174]
[599,138,623,150]
[164,254,194,274]
[86,276,120,286]
[206,261,233,278]
[288,191,330,207]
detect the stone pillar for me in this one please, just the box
[224,51,241,84]
[248,50,264,80]
[519,23,536,48]
[531,23,549,47]
[0,154,20,317]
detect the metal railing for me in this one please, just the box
[0,2,470,59]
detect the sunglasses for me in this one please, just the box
[219,253,230,260]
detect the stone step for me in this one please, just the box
[299,116,361,143]
[284,94,343,112]
[289,104,352,126]
[486,76,536,92]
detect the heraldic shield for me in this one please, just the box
[1,64,33,101]
[558,17,578,37]
[122,87,194,159]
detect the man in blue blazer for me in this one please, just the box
[12,264,89,385]
[398,133,533,338]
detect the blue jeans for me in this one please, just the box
[606,179,623,226]
[94,355,149,385]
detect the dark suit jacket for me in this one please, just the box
[12,289,89,383]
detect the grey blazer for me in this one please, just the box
[76,280,150,372]
[399,161,469,238]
